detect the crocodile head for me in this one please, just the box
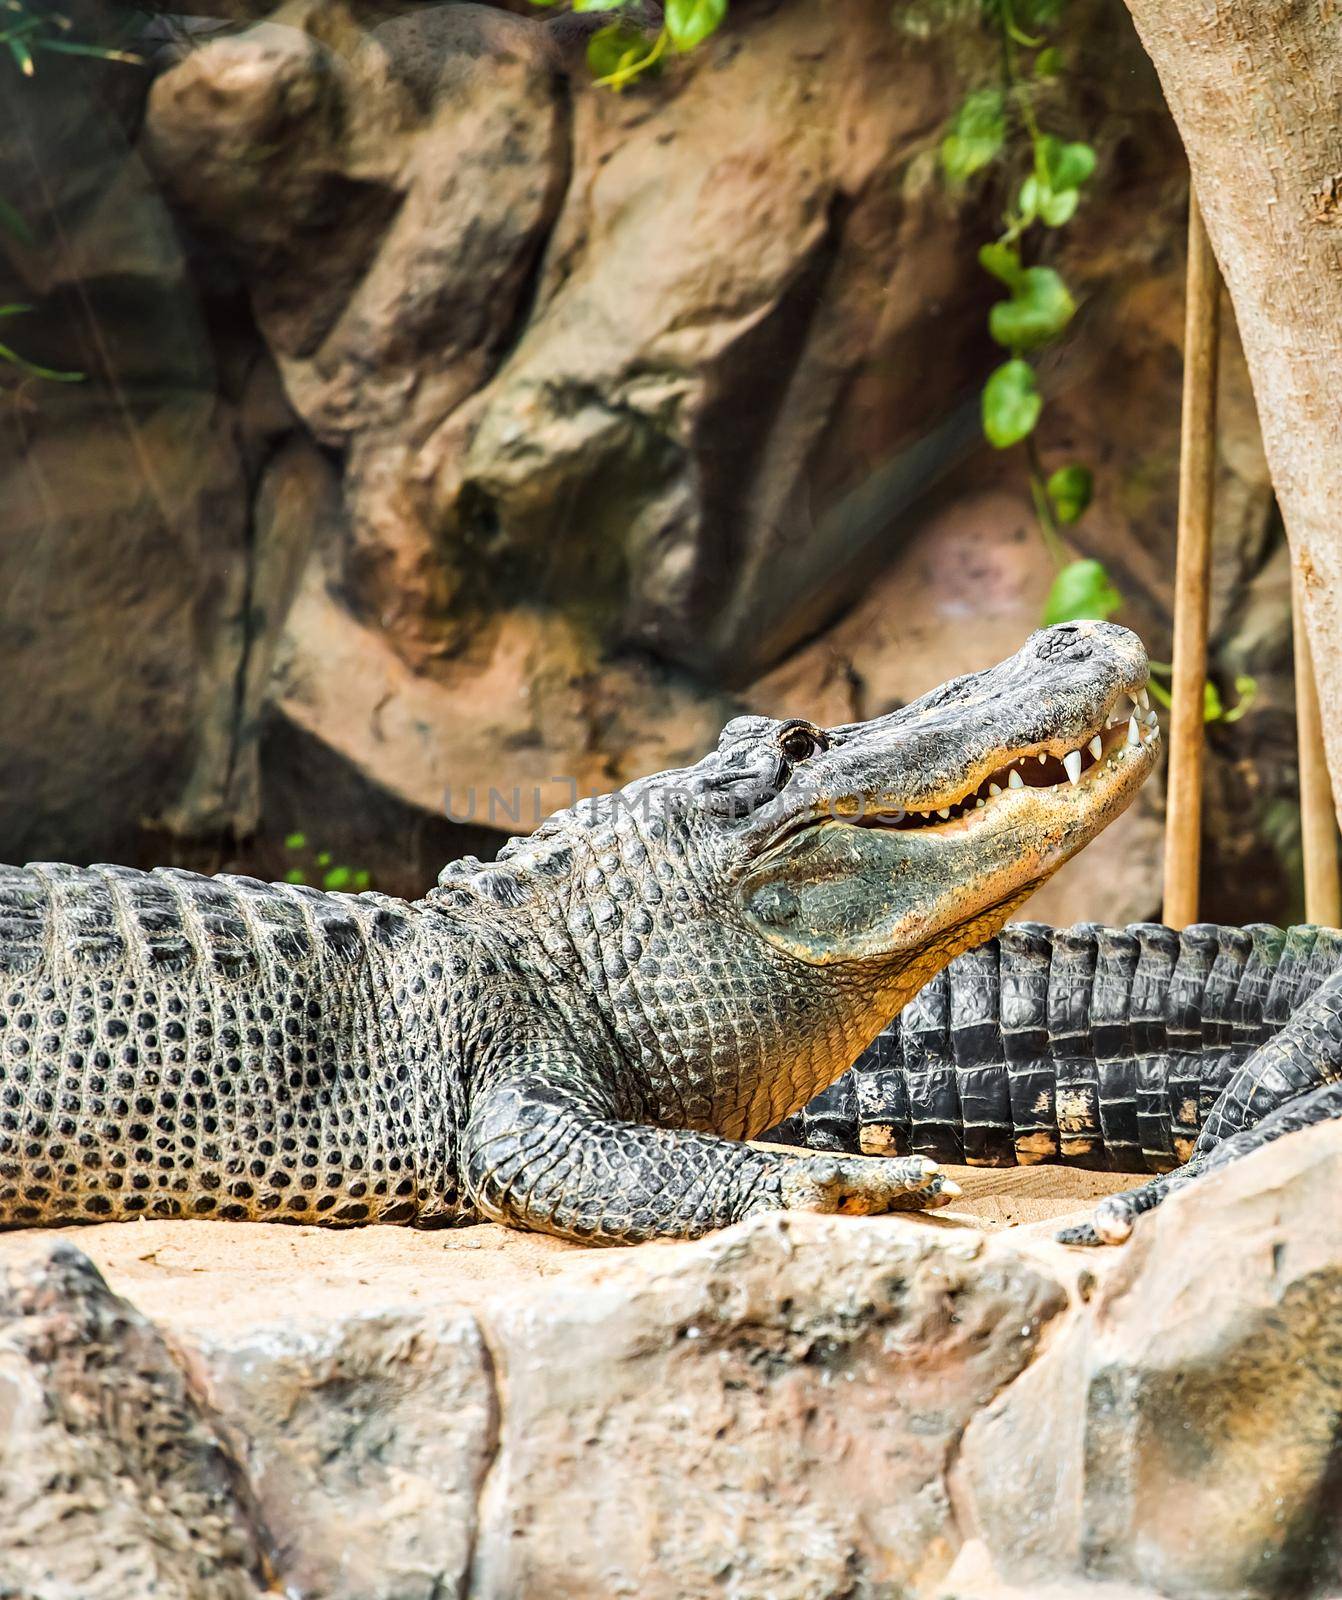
[731,619,1157,970]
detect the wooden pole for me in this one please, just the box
[1292,574,1341,926]
[1162,193,1220,931]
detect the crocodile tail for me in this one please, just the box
[771,919,1324,1175]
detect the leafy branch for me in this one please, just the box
[0,1,141,76]
[940,0,1108,626]
[1144,662,1258,725]
[528,0,726,88]
[940,1,1253,722]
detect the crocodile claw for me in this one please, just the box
[1058,1194,1138,1248]
[778,1153,960,1217]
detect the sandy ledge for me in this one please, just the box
[0,1162,1147,1335]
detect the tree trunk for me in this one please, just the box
[1120,1,1342,821]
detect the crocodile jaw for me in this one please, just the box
[737,628,1159,968]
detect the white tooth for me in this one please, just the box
[937,807,950,819]
[975,797,985,809]
[1063,750,1082,785]
[1138,688,1150,711]
[1088,734,1103,760]
[1038,752,1047,765]
[988,782,1002,797]
[1145,709,1159,728]
[1008,768,1024,789]
[1127,715,1141,746]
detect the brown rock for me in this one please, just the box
[0,52,259,860]
[0,399,252,860]
[195,1307,496,1600]
[470,1215,1067,1600]
[956,1118,1342,1598]
[2,0,1297,930]
[0,1241,268,1600]
[143,0,571,659]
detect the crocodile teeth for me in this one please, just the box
[1088,734,1103,760]
[937,807,950,819]
[1063,750,1082,785]
[988,782,1002,797]
[1038,753,1047,764]
[1008,768,1024,789]
[975,797,985,808]
[1127,714,1141,746]
[1137,688,1150,711]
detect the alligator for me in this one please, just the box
[0,620,1162,1246]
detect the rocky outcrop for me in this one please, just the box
[3,1126,1342,1599]
[0,1241,269,1599]
[956,1119,1342,1598]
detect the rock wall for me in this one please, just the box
[3,1123,1341,1598]
[0,0,1301,923]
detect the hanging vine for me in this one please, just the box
[937,0,1115,626]
[529,0,1255,719]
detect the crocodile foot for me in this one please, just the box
[776,1154,960,1218]
[1057,1169,1183,1247]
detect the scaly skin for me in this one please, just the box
[0,622,1156,1244]
[772,919,1342,1245]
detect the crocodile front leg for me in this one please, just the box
[1062,971,1342,1245]
[462,1046,958,1245]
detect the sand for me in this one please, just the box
[0,1162,1144,1335]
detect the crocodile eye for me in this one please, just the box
[779,724,826,763]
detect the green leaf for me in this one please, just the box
[586,21,653,80]
[1218,674,1258,723]
[1034,44,1063,77]
[988,265,1075,351]
[664,0,726,50]
[940,88,1005,182]
[323,866,353,890]
[283,867,307,884]
[1037,135,1096,192]
[0,339,83,380]
[32,38,140,62]
[315,851,331,866]
[284,831,307,850]
[0,197,32,245]
[573,0,626,10]
[1043,558,1122,625]
[353,869,372,891]
[7,33,33,73]
[978,240,1024,290]
[1038,185,1079,226]
[982,359,1041,448]
[1045,463,1093,524]
[1022,186,1077,230]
